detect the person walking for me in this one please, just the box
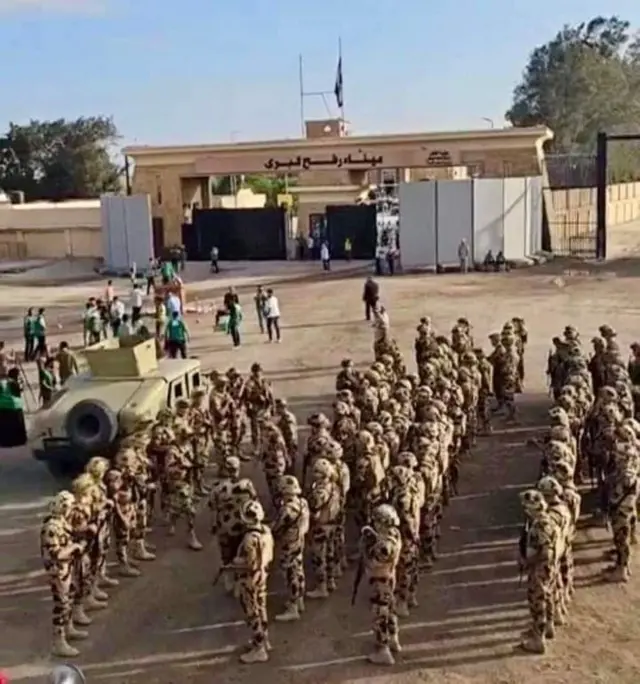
[23,308,36,362]
[264,288,281,343]
[210,245,220,274]
[34,308,47,357]
[320,241,331,271]
[362,276,380,321]
[164,311,189,358]
[130,283,143,325]
[146,258,157,294]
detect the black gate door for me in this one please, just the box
[325,204,376,259]
[190,208,286,260]
[152,218,165,258]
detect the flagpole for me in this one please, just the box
[338,37,344,122]
[298,54,305,137]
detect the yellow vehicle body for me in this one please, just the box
[31,337,203,477]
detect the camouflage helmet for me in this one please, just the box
[366,421,383,438]
[371,504,400,529]
[239,499,265,526]
[520,489,548,516]
[325,440,344,461]
[233,478,258,499]
[537,475,563,500]
[598,386,618,402]
[275,397,288,408]
[49,490,76,517]
[220,455,241,478]
[378,410,393,427]
[395,451,418,470]
[86,456,110,481]
[71,473,95,496]
[333,401,350,417]
[156,408,173,422]
[312,458,336,480]
[337,389,354,402]
[547,459,573,483]
[176,399,190,411]
[278,474,302,497]
[104,469,123,488]
[357,430,376,450]
[617,424,637,443]
[308,412,330,429]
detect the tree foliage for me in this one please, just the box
[0,116,122,201]
[507,16,640,179]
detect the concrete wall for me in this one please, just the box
[549,182,640,247]
[0,200,103,260]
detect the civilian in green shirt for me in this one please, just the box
[38,357,56,407]
[0,368,27,448]
[165,311,189,358]
[23,307,36,361]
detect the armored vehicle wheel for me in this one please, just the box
[65,399,118,453]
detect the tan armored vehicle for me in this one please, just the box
[31,337,203,478]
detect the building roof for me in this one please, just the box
[123,126,553,158]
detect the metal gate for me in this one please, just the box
[325,204,376,259]
[183,208,287,260]
[544,153,598,257]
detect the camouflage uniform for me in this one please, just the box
[359,504,402,665]
[104,467,140,578]
[242,363,275,456]
[272,474,309,622]
[260,420,289,505]
[228,500,274,664]
[519,489,562,655]
[306,458,343,600]
[274,397,298,472]
[335,358,360,393]
[351,431,386,529]
[41,491,86,657]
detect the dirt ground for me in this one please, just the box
[2,257,640,683]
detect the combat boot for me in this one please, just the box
[389,634,402,653]
[84,593,108,611]
[327,578,337,593]
[239,644,268,664]
[132,540,156,561]
[66,622,89,641]
[544,622,556,639]
[118,551,141,577]
[367,644,395,665]
[297,597,305,613]
[71,604,92,626]
[51,627,80,658]
[520,632,546,654]
[607,564,630,583]
[307,582,329,599]
[91,580,109,602]
[395,599,410,618]
[408,594,419,609]
[98,568,119,588]
[188,530,204,551]
[274,602,300,622]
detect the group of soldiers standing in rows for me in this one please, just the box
[40,314,531,665]
[519,323,640,655]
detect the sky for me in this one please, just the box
[1,0,640,149]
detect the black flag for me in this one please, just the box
[334,57,344,109]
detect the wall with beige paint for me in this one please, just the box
[549,182,640,248]
[0,200,102,260]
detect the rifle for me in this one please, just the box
[351,526,375,606]
[518,521,529,586]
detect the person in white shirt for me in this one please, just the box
[130,284,143,324]
[118,313,134,338]
[264,288,281,343]
[110,296,125,336]
[307,235,314,260]
[167,292,182,318]
[320,241,330,271]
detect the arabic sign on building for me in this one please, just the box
[425,150,453,167]
[264,152,383,171]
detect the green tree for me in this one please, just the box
[0,116,122,201]
[507,16,640,161]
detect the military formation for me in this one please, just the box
[48,309,640,667]
[520,324,640,655]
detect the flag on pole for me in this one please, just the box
[334,56,344,109]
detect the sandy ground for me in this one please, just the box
[2,247,640,683]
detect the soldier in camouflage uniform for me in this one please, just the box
[274,398,298,473]
[41,491,87,657]
[358,504,402,665]
[335,358,360,393]
[272,474,309,622]
[242,362,275,457]
[104,466,140,578]
[306,458,343,600]
[228,499,274,664]
[518,489,562,655]
[259,419,289,505]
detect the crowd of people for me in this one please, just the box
[38,299,537,666]
[518,324,640,654]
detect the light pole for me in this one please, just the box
[481,117,495,129]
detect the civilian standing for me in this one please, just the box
[264,289,281,343]
[320,242,331,271]
[228,299,242,348]
[23,308,35,361]
[146,258,157,294]
[254,285,267,334]
[210,245,220,273]
[165,311,189,358]
[362,276,380,321]
[110,297,125,336]
[130,284,143,324]
[34,308,47,356]
[344,237,352,261]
